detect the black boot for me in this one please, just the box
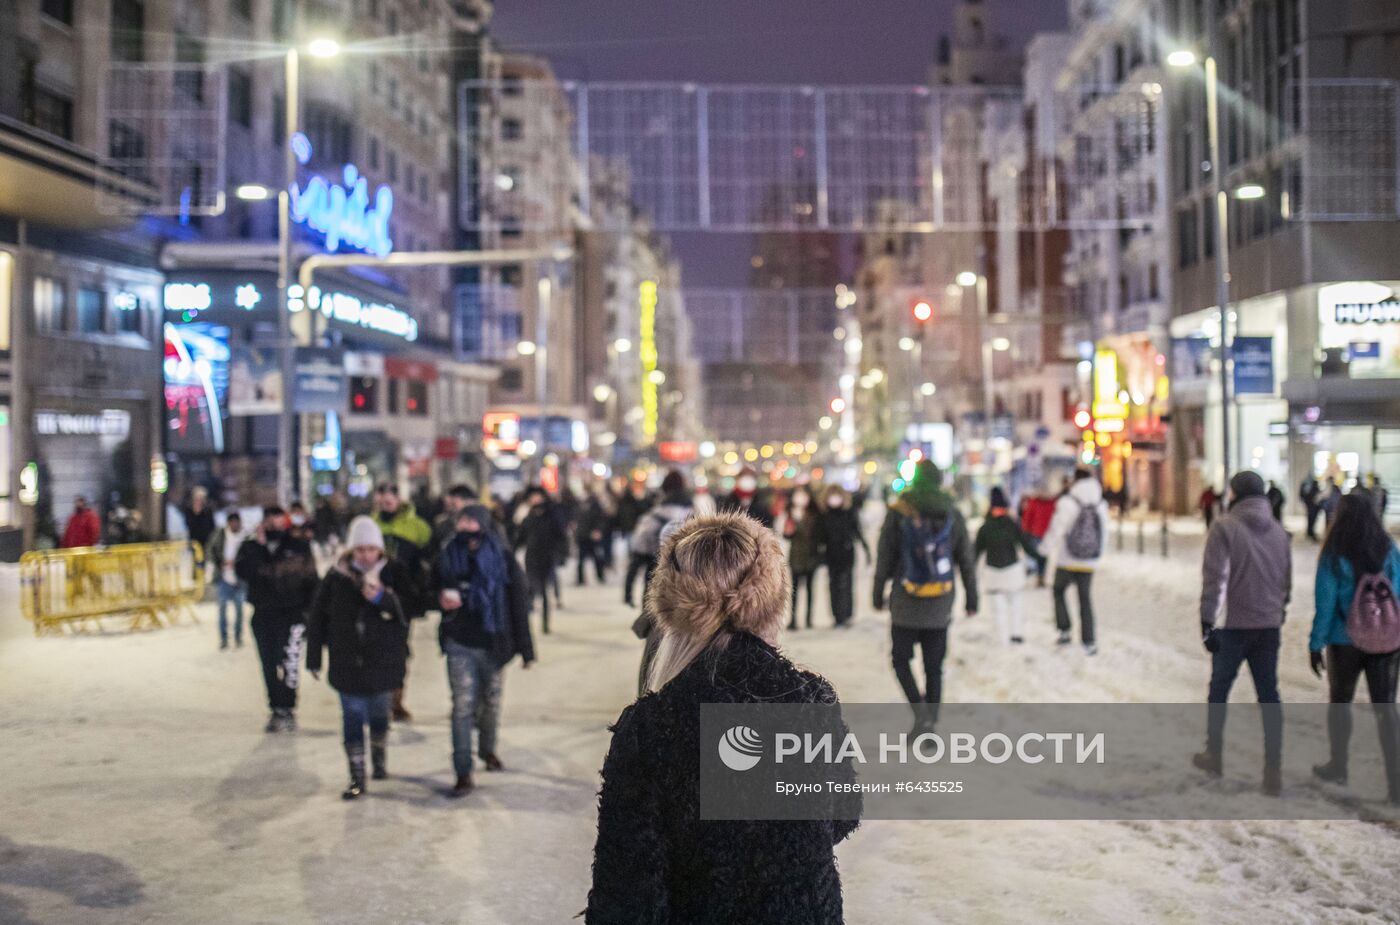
[481,752,504,772]
[1191,750,1223,777]
[343,745,366,800]
[1312,760,1348,785]
[370,733,388,781]
[450,773,474,798]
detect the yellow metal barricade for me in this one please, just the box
[20,541,206,635]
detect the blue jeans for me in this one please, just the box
[1207,627,1282,767]
[339,691,393,748]
[217,580,247,644]
[444,639,504,776]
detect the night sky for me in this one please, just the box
[490,0,1069,285]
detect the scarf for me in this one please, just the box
[442,532,509,636]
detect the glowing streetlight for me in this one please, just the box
[613,338,632,353]
[920,382,937,397]
[898,336,916,352]
[1166,49,1198,68]
[1234,183,1266,200]
[992,337,1011,352]
[306,37,342,59]
[516,340,537,356]
[956,271,978,288]
[235,183,272,201]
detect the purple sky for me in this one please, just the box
[490,0,1068,284]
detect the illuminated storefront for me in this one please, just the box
[1088,339,1171,508]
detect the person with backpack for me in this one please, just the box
[873,460,977,730]
[1309,492,1400,804]
[974,487,1045,645]
[1044,468,1109,655]
[1192,471,1292,795]
[628,470,693,694]
[436,504,536,797]
[304,516,411,800]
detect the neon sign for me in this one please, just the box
[164,282,212,312]
[640,280,658,443]
[288,284,418,342]
[288,132,395,258]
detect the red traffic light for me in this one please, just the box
[912,300,933,323]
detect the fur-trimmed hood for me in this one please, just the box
[647,512,790,641]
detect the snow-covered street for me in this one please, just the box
[3,524,1400,924]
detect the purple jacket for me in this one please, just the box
[1200,496,1292,629]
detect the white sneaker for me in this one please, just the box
[1083,644,1098,656]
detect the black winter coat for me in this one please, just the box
[436,534,537,668]
[304,557,410,695]
[816,508,868,571]
[516,502,570,577]
[234,535,318,617]
[586,632,860,924]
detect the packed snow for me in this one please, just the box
[2,515,1399,924]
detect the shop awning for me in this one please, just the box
[0,119,157,229]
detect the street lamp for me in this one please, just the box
[235,183,272,201]
[955,270,978,288]
[1170,42,1235,481]
[958,269,995,444]
[1233,183,1266,200]
[516,340,537,356]
[276,37,341,507]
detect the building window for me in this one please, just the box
[76,287,106,334]
[32,87,74,140]
[41,0,74,25]
[369,62,380,95]
[108,120,147,180]
[500,215,522,238]
[387,378,400,414]
[174,32,205,102]
[111,0,145,62]
[350,376,379,414]
[231,0,251,18]
[387,78,399,112]
[502,77,524,97]
[272,93,285,145]
[388,151,399,183]
[228,68,252,127]
[498,366,523,391]
[387,9,398,32]
[33,276,66,333]
[500,265,523,287]
[406,380,428,416]
[501,117,523,141]
[368,136,381,170]
[1148,263,1160,300]
[116,292,144,334]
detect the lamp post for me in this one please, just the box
[275,38,340,507]
[1169,44,1234,483]
[956,270,993,445]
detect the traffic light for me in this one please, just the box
[911,299,933,323]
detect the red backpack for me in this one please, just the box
[1347,572,1400,655]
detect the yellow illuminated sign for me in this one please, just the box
[1092,348,1127,421]
[640,281,658,443]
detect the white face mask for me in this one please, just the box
[792,494,809,510]
[827,495,843,508]
[737,476,757,493]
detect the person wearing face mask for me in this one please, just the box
[817,486,870,627]
[304,516,410,799]
[783,486,824,630]
[236,506,319,732]
[721,468,775,529]
[436,505,536,797]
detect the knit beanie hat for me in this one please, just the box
[1229,470,1266,503]
[989,486,1010,510]
[346,515,385,550]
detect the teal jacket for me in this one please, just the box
[1311,545,1400,652]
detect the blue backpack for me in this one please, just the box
[899,512,955,598]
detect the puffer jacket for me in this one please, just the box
[1199,495,1292,630]
[586,632,859,924]
[1044,477,1110,572]
[304,554,410,695]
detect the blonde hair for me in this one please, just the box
[644,513,790,692]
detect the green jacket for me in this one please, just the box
[373,504,433,617]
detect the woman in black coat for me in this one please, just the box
[587,512,860,924]
[305,516,410,800]
[816,485,870,627]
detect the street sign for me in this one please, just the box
[292,348,348,413]
[1232,336,1275,395]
